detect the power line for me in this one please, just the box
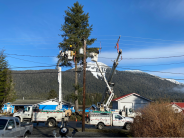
[7,56,53,65]
[1,70,183,81]
[119,62,184,67]
[118,67,184,75]
[1,35,184,42]
[5,53,184,60]
[5,53,56,57]
[123,55,184,60]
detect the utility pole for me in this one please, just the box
[58,66,62,109]
[82,39,86,132]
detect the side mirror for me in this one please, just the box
[7,126,13,130]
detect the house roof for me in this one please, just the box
[6,99,74,106]
[170,102,184,110]
[36,98,74,106]
[112,93,152,102]
[11,100,45,105]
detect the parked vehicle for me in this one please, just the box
[111,107,141,118]
[0,116,33,137]
[88,111,134,130]
[13,106,69,127]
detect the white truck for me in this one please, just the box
[13,106,69,127]
[88,111,134,130]
[111,107,141,118]
[0,116,33,137]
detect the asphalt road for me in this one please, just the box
[30,121,130,137]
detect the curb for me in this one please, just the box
[68,128,129,133]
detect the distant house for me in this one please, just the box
[2,99,74,113]
[170,102,184,113]
[112,93,152,111]
[1,102,14,113]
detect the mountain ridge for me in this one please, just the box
[11,62,184,101]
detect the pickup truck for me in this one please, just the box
[88,111,134,130]
[0,116,33,137]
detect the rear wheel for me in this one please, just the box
[97,123,104,130]
[47,119,56,127]
[24,134,29,138]
[125,123,131,130]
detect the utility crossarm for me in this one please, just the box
[99,49,122,110]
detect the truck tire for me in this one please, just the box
[97,123,104,130]
[47,119,56,127]
[125,123,131,130]
[59,127,69,136]
[24,133,29,138]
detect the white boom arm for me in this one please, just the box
[96,49,122,111]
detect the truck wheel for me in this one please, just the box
[47,119,56,127]
[59,127,69,136]
[97,123,104,130]
[125,123,131,130]
[24,134,29,138]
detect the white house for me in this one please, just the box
[170,102,184,113]
[112,93,152,111]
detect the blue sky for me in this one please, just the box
[0,0,184,83]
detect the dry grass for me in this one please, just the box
[131,101,184,137]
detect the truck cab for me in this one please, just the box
[89,111,133,130]
[14,106,33,122]
[0,116,33,137]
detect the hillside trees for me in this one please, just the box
[0,50,16,107]
[48,89,58,99]
[58,1,96,112]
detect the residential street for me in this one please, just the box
[31,121,130,137]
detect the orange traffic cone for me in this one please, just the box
[76,118,77,122]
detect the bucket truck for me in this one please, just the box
[13,50,73,127]
[90,49,122,112]
[89,49,140,118]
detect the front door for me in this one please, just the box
[4,119,16,137]
[22,106,31,120]
[113,114,125,126]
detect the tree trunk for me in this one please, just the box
[74,59,78,112]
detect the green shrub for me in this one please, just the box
[69,113,82,121]
[131,101,184,137]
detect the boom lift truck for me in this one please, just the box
[90,49,122,112]
[13,48,75,128]
[90,47,140,117]
[87,49,134,130]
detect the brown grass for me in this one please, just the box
[131,101,184,137]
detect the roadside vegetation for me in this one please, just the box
[131,101,184,137]
[0,50,16,108]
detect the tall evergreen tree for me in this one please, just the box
[58,1,96,112]
[0,50,16,107]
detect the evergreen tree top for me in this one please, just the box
[58,1,97,66]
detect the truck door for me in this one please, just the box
[127,108,134,117]
[113,114,125,127]
[22,106,32,119]
[14,118,21,136]
[4,119,16,137]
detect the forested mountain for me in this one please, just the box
[12,68,184,102]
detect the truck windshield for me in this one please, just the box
[24,107,30,112]
[0,119,8,130]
